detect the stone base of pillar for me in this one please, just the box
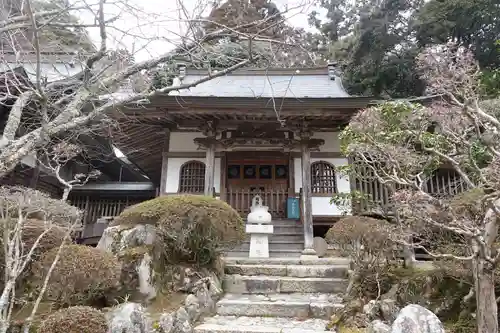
[300,248,318,259]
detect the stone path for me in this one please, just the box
[194,257,349,333]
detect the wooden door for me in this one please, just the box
[225,152,289,217]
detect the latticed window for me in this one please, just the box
[311,161,337,194]
[179,161,205,193]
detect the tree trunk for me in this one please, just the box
[473,257,498,333]
[61,188,71,201]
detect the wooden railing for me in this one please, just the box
[226,187,287,217]
[69,194,153,227]
[353,167,468,216]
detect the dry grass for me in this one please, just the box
[37,306,107,333]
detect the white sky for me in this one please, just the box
[81,0,318,62]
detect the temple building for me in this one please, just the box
[110,64,373,256]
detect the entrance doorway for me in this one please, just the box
[225,152,290,217]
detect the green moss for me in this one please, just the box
[114,194,244,269]
[444,317,476,333]
[113,195,240,227]
[118,245,152,263]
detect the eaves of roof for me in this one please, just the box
[126,95,375,111]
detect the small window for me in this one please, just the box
[228,165,241,179]
[179,161,205,193]
[259,165,272,179]
[311,161,337,194]
[243,165,257,179]
[275,165,288,179]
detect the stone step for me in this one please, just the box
[266,220,302,227]
[232,242,304,252]
[224,250,302,258]
[241,233,304,242]
[195,316,330,333]
[225,264,348,278]
[272,226,303,233]
[215,293,343,318]
[265,234,304,242]
[224,257,351,266]
[241,238,304,244]
[223,275,347,294]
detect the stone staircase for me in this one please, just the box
[194,257,349,333]
[225,219,304,258]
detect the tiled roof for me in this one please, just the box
[173,67,350,98]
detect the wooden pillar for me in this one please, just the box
[159,129,170,196]
[301,139,317,257]
[159,153,168,195]
[204,142,216,196]
[220,152,227,201]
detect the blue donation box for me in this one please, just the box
[286,197,300,219]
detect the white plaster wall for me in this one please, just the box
[294,158,302,193]
[165,157,221,193]
[290,132,341,152]
[169,132,204,152]
[294,157,350,216]
[312,132,341,152]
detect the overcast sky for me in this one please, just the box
[82,0,317,62]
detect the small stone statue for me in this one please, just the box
[246,195,273,258]
[247,195,272,224]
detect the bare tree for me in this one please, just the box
[0,186,80,333]
[0,0,312,179]
[340,43,500,332]
[36,142,101,200]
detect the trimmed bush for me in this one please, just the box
[32,244,121,307]
[21,219,69,257]
[114,195,245,267]
[325,216,395,259]
[0,219,68,259]
[0,219,69,290]
[37,306,107,333]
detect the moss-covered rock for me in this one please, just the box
[116,245,155,300]
[113,195,244,267]
[32,244,121,307]
[342,264,475,330]
[37,306,107,333]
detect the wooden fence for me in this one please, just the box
[352,167,467,216]
[226,187,288,217]
[69,194,154,241]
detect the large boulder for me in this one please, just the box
[391,304,445,333]
[98,224,157,301]
[106,302,152,333]
[313,237,328,257]
[97,224,156,254]
[97,195,231,302]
